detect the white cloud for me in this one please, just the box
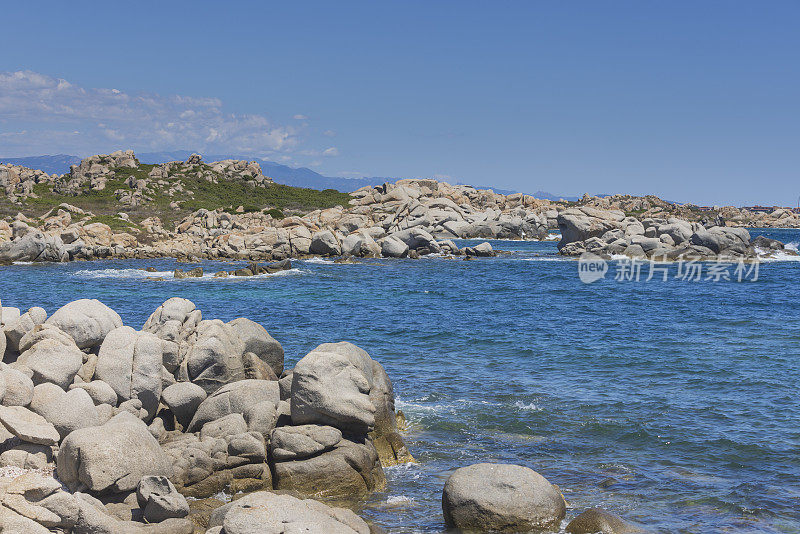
[323,129,336,137]
[0,70,314,158]
[293,114,308,120]
[322,147,339,157]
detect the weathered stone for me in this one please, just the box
[161,382,207,428]
[270,424,342,461]
[219,491,370,534]
[4,306,47,352]
[185,320,246,394]
[29,383,100,439]
[45,299,123,349]
[0,365,34,406]
[17,338,83,389]
[137,475,190,523]
[95,326,163,418]
[272,437,385,498]
[57,413,173,493]
[566,508,642,534]
[0,405,60,445]
[228,318,284,376]
[188,379,279,433]
[291,342,376,434]
[442,463,566,532]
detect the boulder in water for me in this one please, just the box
[442,463,566,532]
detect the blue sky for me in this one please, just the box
[1,1,798,206]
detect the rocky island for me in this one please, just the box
[1,150,797,264]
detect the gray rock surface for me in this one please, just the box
[566,508,642,534]
[188,379,279,432]
[228,318,284,376]
[136,476,190,523]
[4,306,47,352]
[161,382,207,428]
[291,342,376,434]
[218,491,370,534]
[57,413,173,493]
[0,365,34,406]
[69,380,118,406]
[270,424,343,461]
[272,437,385,498]
[95,326,163,418]
[0,405,60,445]
[46,299,123,349]
[17,337,84,389]
[28,383,100,439]
[142,297,201,373]
[310,230,342,256]
[185,319,245,394]
[442,463,566,532]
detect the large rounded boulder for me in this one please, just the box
[290,342,376,434]
[95,326,163,418]
[442,463,566,532]
[45,299,122,349]
[16,335,84,389]
[215,490,370,534]
[57,412,172,493]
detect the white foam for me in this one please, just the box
[73,267,306,280]
[518,256,568,262]
[73,268,174,279]
[303,257,335,264]
[514,401,542,411]
[543,233,562,241]
[387,495,414,504]
[755,247,800,263]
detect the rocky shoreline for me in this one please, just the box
[0,297,643,533]
[556,206,796,261]
[1,151,799,264]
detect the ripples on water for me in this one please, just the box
[2,229,800,533]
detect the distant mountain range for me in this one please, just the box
[0,151,576,199]
[0,154,82,175]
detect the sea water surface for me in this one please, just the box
[2,229,800,533]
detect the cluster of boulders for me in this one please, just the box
[0,297,411,532]
[557,206,795,260]
[575,192,800,229]
[0,164,58,203]
[54,150,140,195]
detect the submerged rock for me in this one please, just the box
[566,508,642,534]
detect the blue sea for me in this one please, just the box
[2,228,799,533]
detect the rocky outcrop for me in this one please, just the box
[556,208,792,260]
[441,463,566,532]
